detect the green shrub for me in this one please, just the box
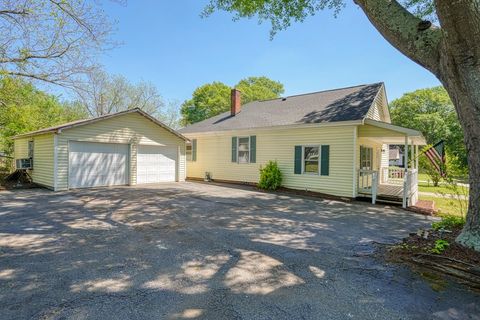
[432,215,465,231]
[430,239,450,254]
[258,160,282,191]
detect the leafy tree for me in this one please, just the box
[390,86,466,172]
[181,76,284,125]
[181,82,231,125]
[236,76,284,103]
[0,0,114,88]
[0,77,87,158]
[203,0,480,251]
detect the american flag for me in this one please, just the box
[424,140,446,176]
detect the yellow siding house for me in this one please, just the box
[180,83,426,207]
[13,109,187,191]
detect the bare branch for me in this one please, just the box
[0,0,114,87]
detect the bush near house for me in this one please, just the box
[258,161,282,191]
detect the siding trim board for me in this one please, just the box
[53,134,58,191]
[352,126,358,198]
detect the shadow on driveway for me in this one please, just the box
[0,182,478,320]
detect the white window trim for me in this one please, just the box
[237,136,250,164]
[301,145,321,175]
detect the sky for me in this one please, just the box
[98,0,440,104]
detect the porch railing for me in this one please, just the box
[381,167,405,185]
[359,168,418,207]
[358,169,378,204]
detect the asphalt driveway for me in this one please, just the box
[0,182,478,320]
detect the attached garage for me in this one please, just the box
[136,145,177,184]
[13,108,188,191]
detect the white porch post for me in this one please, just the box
[403,136,408,208]
[410,140,414,169]
[415,144,419,170]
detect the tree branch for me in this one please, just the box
[48,0,97,40]
[0,37,81,64]
[354,0,442,74]
[0,9,28,16]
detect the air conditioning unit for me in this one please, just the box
[16,158,33,170]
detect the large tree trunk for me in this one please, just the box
[356,0,480,251]
[434,0,480,250]
[447,80,480,250]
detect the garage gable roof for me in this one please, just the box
[12,108,188,141]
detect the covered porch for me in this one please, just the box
[356,119,426,208]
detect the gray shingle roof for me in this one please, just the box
[179,83,383,134]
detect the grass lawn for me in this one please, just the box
[417,173,431,182]
[420,195,468,217]
[418,181,469,195]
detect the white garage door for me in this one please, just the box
[69,141,129,188]
[137,145,177,184]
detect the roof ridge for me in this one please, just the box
[251,82,383,104]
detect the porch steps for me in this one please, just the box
[357,194,403,205]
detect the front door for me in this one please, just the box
[360,146,373,170]
[359,146,374,193]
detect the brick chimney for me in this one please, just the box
[231,88,241,116]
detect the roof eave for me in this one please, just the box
[364,119,425,137]
[12,108,188,141]
[180,119,364,136]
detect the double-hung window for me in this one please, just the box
[237,137,250,164]
[294,145,329,176]
[303,146,319,174]
[28,140,34,158]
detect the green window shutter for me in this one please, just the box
[294,146,302,174]
[250,136,256,163]
[192,139,197,162]
[231,137,237,162]
[321,145,330,176]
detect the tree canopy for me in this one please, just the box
[0,77,87,157]
[390,86,466,171]
[180,76,284,125]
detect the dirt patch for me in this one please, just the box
[385,227,480,291]
[0,170,38,190]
